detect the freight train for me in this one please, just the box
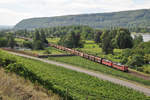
[48,43,128,72]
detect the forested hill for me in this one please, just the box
[14,9,150,30]
[0,25,13,30]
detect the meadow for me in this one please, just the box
[0,50,150,100]
[15,38,25,42]
[47,38,60,44]
[24,47,67,55]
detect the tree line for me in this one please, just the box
[0,29,48,50]
[14,25,95,40]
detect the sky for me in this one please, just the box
[0,0,150,25]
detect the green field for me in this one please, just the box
[0,50,150,100]
[15,38,25,42]
[77,40,122,63]
[23,47,67,55]
[142,64,150,74]
[48,56,150,86]
[47,38,60,44]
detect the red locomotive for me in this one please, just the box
[112,63,128,72]
[102,59,112,67]
[48,43,129,72]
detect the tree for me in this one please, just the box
[114,28,133,49]
[32,29,48,50]
[94,30,102,43]
[100,30,114,54]
[109,29,118,48]
[7,33,15,49]
[59,30,83,48]
[144,54,150,64]
[121,49,132,64]
[133,34,143,47]
[127,54,145,67]
[23,41,33,49]
[33,40,44,50]
[34,30,41,41]
[0,37,7,47]
[41,32,48,44]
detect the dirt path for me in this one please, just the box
[8,51,150,96]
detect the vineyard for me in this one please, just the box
[0,50,150,100]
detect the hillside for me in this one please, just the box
[0,25,13,30]
[14,9,150,30]
[0,68,61,100]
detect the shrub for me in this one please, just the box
[127,54,145,67]
[137,67,144,72]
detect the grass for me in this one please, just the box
[0,50,150,100]
[0,68,61,100]
[143,64,150,74]
[15,38,25,42]
[48,56,150,86]
[47,38,60,44]
[15,38,25,46]
[24,47,67,55]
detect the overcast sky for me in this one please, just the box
[0,0,150,25]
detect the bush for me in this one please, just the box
[23,41,33,49]
[137,67,144,72]
[145,70,150,74]
[99,43,102,47]
[0,57,16,67]
[33,40,44,50]
[6,63,27,76]
[0,37,7,47]
[127,55,145,67]
[43,49,51,54]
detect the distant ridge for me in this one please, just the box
[0,25,13,30]
[14,9,150,30]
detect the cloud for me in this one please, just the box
[0,8,32,25]
[0,0,17,3]
[0,0,150,25]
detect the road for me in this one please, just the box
[8,51,150,96]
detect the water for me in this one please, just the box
[131,33,150,42]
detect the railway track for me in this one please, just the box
[128,70,150,80]
[48,43,150,80]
